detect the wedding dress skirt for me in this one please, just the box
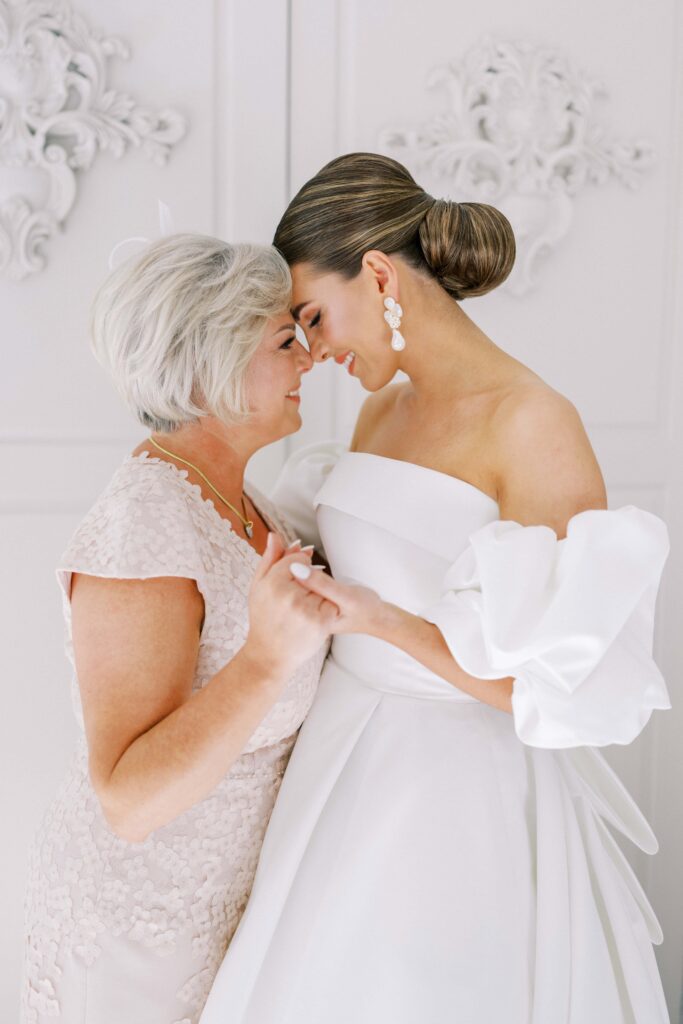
[199,445,671,1024]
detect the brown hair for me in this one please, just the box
[273,152,515,300]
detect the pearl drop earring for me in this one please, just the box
[383,297,405,352]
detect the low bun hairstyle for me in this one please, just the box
[418,199,515,299]
[273,152,515,300]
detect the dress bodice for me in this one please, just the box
[57,452,326,750]
[314,452,499,701]
[273,442,670,750]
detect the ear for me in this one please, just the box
[361,250,401,300]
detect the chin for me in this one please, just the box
[260,411,301,446]
[282,409,302,435]
[358,365,396,393]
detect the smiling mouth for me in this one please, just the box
[334,350,356,369]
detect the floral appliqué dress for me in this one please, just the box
[21,453,328,1024]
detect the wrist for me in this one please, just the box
[366,599,408,643]
[238,639,289,690]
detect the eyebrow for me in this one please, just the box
[275,322,297,333]
[291,302,310,322]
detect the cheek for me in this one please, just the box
[325,302,383,351]
[244,359,283,412]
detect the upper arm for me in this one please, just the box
[70,573,204,792]
[492,388,607,537]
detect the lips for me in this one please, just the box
[331,350,356,374]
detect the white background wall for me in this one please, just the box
[2,1,682,1019]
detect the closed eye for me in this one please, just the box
[308,312,321,329]
[280,336,296,349]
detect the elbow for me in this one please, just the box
[109,817,151,845]
[102,798,151,845]
[91,774,151,845]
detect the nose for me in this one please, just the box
[308,336,332,364]
[296,342,314,374]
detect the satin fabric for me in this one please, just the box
[199,445,670,1024]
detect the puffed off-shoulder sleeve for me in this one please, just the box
[421,506,671,749]
[271,441,347,553]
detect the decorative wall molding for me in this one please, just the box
[0,0,187,280]
[379,38,654,295]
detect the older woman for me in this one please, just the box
[21,235,335,1024]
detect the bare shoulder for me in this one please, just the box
[350,381,407,451]
[491,381,587,443]
[490,381,607,534]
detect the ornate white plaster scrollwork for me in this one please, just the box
[0,0,187,280]
[379,39,653,295]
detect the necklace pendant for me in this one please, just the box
[245,521,254,539]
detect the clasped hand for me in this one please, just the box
[283,539,384,636]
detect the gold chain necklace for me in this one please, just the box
[148,436,255,539]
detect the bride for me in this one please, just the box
[199,153,672,1023]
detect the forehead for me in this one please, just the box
[290,263,342,303]
[290,261,318,293]
[258,310,297,343]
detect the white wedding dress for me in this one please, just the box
[199,443,672,1024]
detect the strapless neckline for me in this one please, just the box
[314,448,500,565]
[345,450,499,511]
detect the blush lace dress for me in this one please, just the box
[20,452,328,1024]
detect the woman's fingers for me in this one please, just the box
[303,590,339,616]
[289,565,343,604]
[319,598,341,627]
[252,532,285,581]
[319,597,340,619]
[303,591,341,627]
[263,552,315,597]
[254,535,312,585]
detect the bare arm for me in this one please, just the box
[368,601,513,712]
[72,535,335,843]
[286,570,514,712]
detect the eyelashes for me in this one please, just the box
[308,312,321,328]
[280,337,296,349]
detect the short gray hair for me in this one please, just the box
[91,234,292,431]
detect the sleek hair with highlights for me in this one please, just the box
[91,234,291,432]
[274,152,515,300]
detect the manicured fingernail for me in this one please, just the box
[290,562,311,580]
[301,544,315,552]
[288,539,302,549]
[310,565,326,571]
